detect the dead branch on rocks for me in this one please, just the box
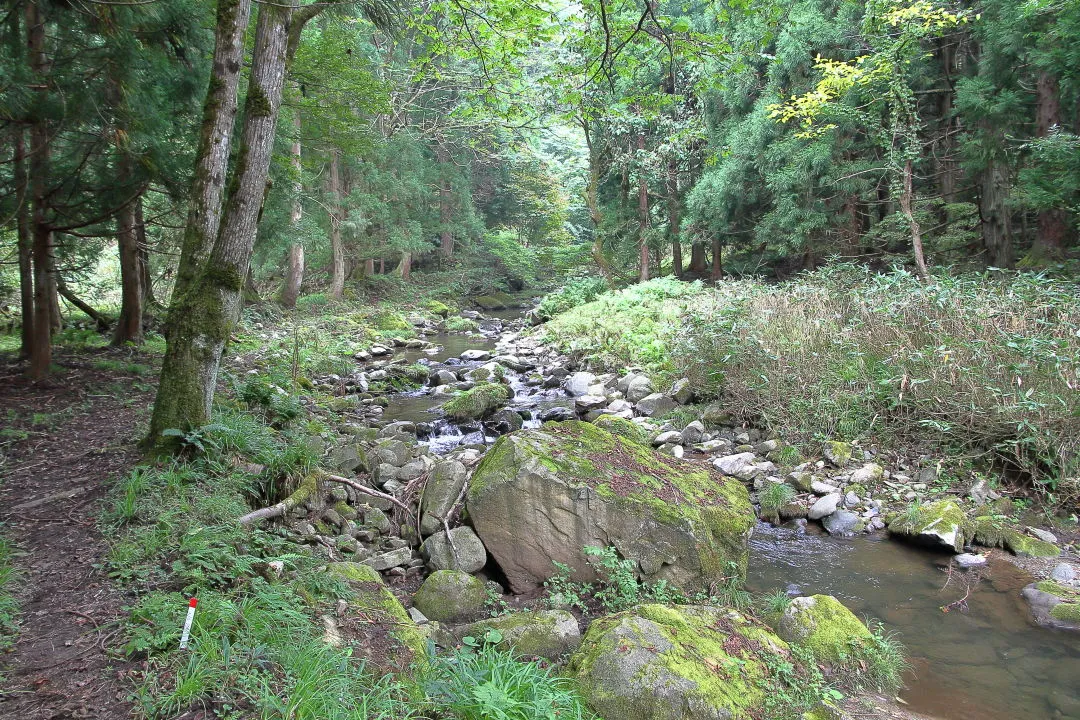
[238,473,320,526]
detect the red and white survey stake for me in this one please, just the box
[179,597,198,650]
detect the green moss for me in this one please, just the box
[777,595,872,664]
[425,300,452,317]
[592,414,649,444]
[413,570,487,623]
[473,295,507,310]
[1035,580,1075,598]
[887,499,968,552]
[333,501,357,521]
[973,517,1061,557]
[823,441,852,466]
[328,562,427,665]
[442,382,511,421]
[247,82,272,117]
[1050,603,1080,622]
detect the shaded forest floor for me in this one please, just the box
[0,348,157,719]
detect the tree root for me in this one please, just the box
[238,472,319,526]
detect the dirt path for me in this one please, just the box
[0,351,155,720]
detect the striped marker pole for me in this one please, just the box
[179,597,198,650]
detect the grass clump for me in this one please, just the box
[445,316,480,332]
[0,531,20,654]
[759,482,796,522]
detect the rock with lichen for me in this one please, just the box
[446,610,582,660]
[441,382,511,421]
[412,569,487,623]
[887,499,968,553]
[466,421,755,594]
[971,516,1061,558]
[1021,581,1080,632]
[775,594,873,663]
[569,604,792,720]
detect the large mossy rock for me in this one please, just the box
[412,569,487,623]
[972,516,1061,557]
[466,421,755,593]
[1021,581,1080,631]
[442,382,511,421]
[887,499,968,553]
[328,562,427,672]
[569,604,789,720]
[775,595,872,663]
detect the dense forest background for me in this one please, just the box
[1,0,1078,370]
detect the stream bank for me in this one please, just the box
[280,298,1079,720]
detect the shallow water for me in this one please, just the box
[377,311,1080,720]
[748,522,1080,720]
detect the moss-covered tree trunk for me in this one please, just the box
[170,0,253,304]
[149,0,293,444]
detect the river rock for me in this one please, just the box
[810,480,839,495]
[449,610,581,660]
[775,595,873,663]
[823,441,853,467]
[375,439,412,467]
[1021,581,1080,631]
[569,604,791,720]
[379,421,416,439]
[808,493,841,520]
[420,459,468,535]
[971,516,1061,557]
[888,499,967,553]
[1051,563,1076,584]
[670,378,694,404]
[365,546,412,571]
[712,452,762,481]
[466,421,755,593]
[849,463,883,484]
[954,553,988,568]
[430,369,458,386]
[680,421,704,445]
[635,392,676,417]
[653,430,683,446]
[538,405,575,422]
[487,408,524,434]
[413,570,488,623]
[460,349,491,361]
[575,394,608,412]
[823,510,862,536]
[1028,527,1058,544]
[564,371,597,397]
[624,375,655,403]
[421,526,487,573]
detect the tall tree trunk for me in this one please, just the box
[170,0,253,303]
[437,145,454,259]
[581,118,612,285]
[637,131,649,283]
[26,0,51,379]
[113,189,144,344]
[667,158,682,277]
[688,240,707,274]
[149,0,293,443]
[365,258,375,276]
[280,103,304,308]
[1029,71,1068,261]
[710,236,723,280]
[397,253,411,280]
[328,149,345,299]
[899,159,930,280]
[980,159,1013,267]
[14,130,34,359]
[135,200,157,308]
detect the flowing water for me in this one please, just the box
[377,309,1080,720]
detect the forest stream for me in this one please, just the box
[376,309,1080,720]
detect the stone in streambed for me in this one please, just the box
[887,499,968,553]
[808,494,841,520]
[466,421,754,594]
[636,392,676,417]
[775,594,874,664]
[328,562,426,670]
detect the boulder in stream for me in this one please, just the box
[466,421,755,593]
[775,594,873,663]
[1021,581,1080,631]
[442,382,511,421]
[887,499,968,553]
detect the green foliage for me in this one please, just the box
[0,531,20,654]
[481,229,539,289]
[759,482,796,520]
[536,277,609,320]
[421,636,598,720]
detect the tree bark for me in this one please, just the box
[328,149,345,299]
[57,279,109,332]
[280,102,304,308]
[14,130,34,359]
[980,159,1013,268]
[581,117,613,285]
[688,240,707,274]
[113,180,144,345]
[149,0,293,443]
[899,159,930,280]
[170,0,253,304]
[637,131,650,283]
[1029,71,1068,261]
[667,158,682,277]
[26,0,51,379]
[135,200,157,309]
[397,252,412,280]
[710,236,723,280]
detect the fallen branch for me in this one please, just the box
[56,278,110,332]
[239,473,319,526]
[323,472,412,515]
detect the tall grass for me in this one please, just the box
[543,267,1080,503]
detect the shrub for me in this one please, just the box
[536,276,609,320]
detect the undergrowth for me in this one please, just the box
[0,531,20,656]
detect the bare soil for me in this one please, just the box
[0,349,156,720]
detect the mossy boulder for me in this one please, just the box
[972,516,1061,557]
[775,595,873,663]
[823,441,853,467]
[425,299,453,317]
[887,499,968,553]
[328,562,427,671]
[466,421,755,594]
[442,382,511,421]
[569,604,790,720]
[592,414,650,444]
[473,295,508,310]
[1021,581,1080,631]
[448,610,581,660]
[412,570,487,623]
